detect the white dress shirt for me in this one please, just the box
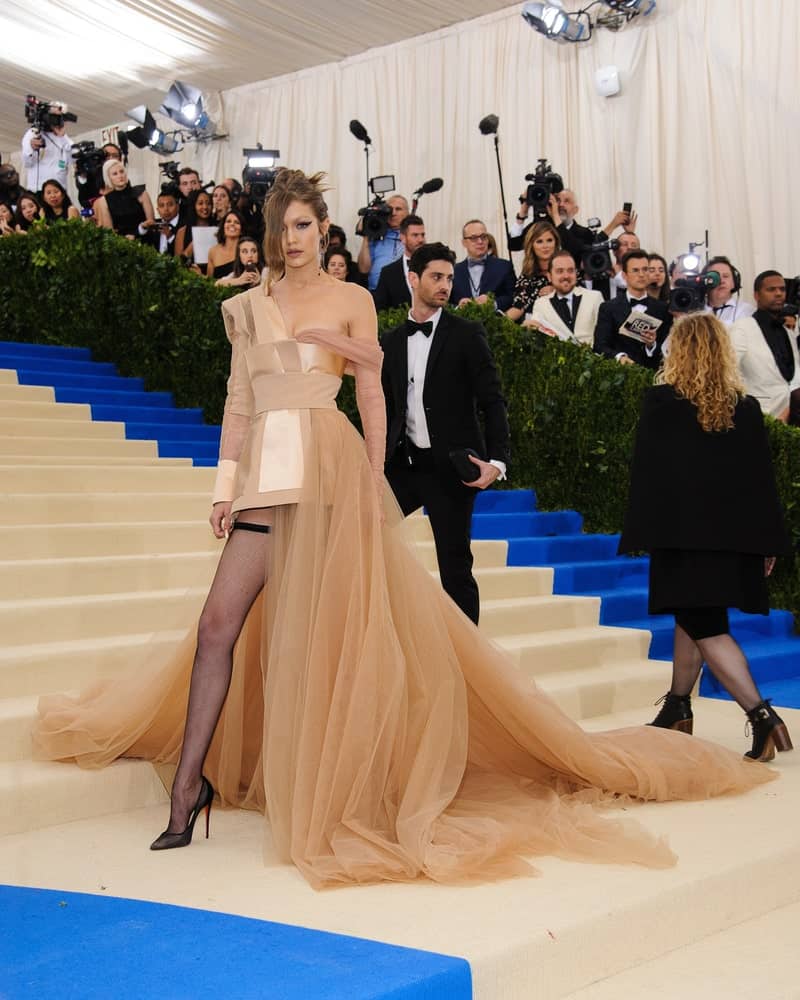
[21,127,72,190]
[705,297,755,326]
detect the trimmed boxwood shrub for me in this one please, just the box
[1,222,798,618]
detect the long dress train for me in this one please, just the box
[33,296,775,889]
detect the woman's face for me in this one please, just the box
[238,240,259,266]
[326,253,348,281]
[533,231,557,262]
[195,192,212,220]
[213,187,231,217]
[109,162,128,189]
[0,203,13,224]
[648,259,666,287]
[20,198,39,221]
[223,213,242,239]
[281,199,325,269]
[42,184,64,209]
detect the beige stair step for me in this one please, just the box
[0,520,221,558]
[0,454,191,466]
[0,399,92,420]
[0,436,159,458]
[0,758,167,836]
[0,384,55,402]
[469,565,553,599]
[498,624,652,675]
[565,900,800,1000]
[0,629,189,698]
[2,492,211,525]
[0,369,18,385]
[0,695,39,761]
[1,551,220,600]
[479,594,600,637]
[537,658,672,720]
[0,588,207,646]
[0,464,215,493]
[414,538,507,570]
[0,416,125,439]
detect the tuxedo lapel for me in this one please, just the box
[386,327,408,411]
[538,298,573,341]
[479,257,496,296]
[422,312,452,399]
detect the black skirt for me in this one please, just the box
[648,549,769,616]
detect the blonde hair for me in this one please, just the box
[262,169,329,278]
[522,220,561,277]
[657,313,745,432]
[102,159,126,189]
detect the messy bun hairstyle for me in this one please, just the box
[262,168,329,277]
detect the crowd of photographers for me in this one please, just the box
[2,107,798,425]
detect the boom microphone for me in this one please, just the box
[349,119,371,145]
[478,114,499,136]
[413,177,444,196]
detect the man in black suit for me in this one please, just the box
[141,188,180,256]
[372,214,426,311]
[451,219,516,312]
[382,243,510,624]
[593,249,672,368]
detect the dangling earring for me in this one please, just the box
[319,231,330,273]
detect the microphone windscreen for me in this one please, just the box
[478,114,499,135]
[421,177,444,194]
[703,270,721,288]
[349,119,370,143]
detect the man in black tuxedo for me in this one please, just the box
[451,219,516,312]
[593,249,672,368]
[141,189,180,256]
[372,214,426,311]
[382,243,510,624]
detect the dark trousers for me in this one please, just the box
[387,445,480,624]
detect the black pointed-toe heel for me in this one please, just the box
[744,700,793,762]
[150,776,214,851]
[648,692,694,734]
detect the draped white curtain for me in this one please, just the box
[67,0,799,292]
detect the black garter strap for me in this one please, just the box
[231,521,271,534]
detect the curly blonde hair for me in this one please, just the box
[656,313,745,432]
[262,168,329,277]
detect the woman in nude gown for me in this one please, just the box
[34,170,776,889]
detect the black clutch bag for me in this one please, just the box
[449,448,482,483]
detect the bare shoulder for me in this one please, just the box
[338,280,374,311]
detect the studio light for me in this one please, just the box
[161,81,211,132]
[604,0,656,12]
[522,2,586,42]
[124,105,181,154]
[244,147,279,169]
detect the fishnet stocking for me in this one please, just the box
[165,514,271,833]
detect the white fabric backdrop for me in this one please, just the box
[66,0,799,293]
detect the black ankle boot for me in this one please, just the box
[649,692,693,734]
[744,700,793,762]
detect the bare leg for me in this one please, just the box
[695,634,762,712]
[165,510,272,833]
[669,624,703,697]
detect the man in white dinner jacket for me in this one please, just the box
[526,250,603,345]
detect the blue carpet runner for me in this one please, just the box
[472,490,800,709]
[0,341,220,466]
[0,885,471,1000]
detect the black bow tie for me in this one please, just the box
[468,256,487,268]
[629,297,648,306]
[406,319,433,338]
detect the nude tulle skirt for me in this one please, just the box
[34,409,775,888]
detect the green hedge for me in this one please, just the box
[1,222,798,617]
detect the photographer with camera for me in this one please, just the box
[141,188,181,255]
[94,160,154,239]
[593,249,671,368]
[356,193,409,291]
[702,257,754,325]
[21,98,74,192]
[729,271,800,423]
[372,214,426,310]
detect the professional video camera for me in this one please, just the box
[71,141,106,208]
[25,94,77,134]
[158,160,181,185]
[241,146,279,210]
[524,159,563,221]
[357,175,396,240]
[581,218,618,278]
[669,271,720,314]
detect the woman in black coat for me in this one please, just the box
[620,312,793,761]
